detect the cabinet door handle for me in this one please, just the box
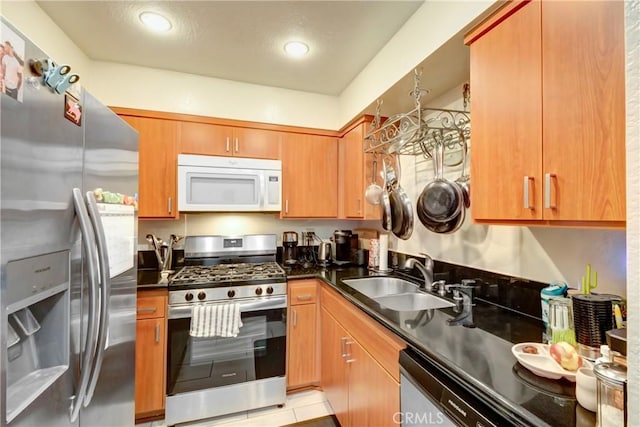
[340,337,347,359]
[523,176,534,210]
[544,173,557,209]
[168,197,173,214]
[345,340,355,363]
[234,138,239,153]
[285,199,289,214]
[292,309,297,327]
[155,324,160,343]
[296,294,312,301]
[226,137,231,152]
[137,307,157,314]
[356,199,361,214]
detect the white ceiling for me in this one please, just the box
[36,1,424,96]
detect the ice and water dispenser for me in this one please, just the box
[4,251,70,423]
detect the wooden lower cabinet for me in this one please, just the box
[287,279,320,390]
[347,335,400,427]
[135,290,167,421]
[320,284,405,426]
[321,308,350,426]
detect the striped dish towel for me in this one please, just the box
[189,303,243,338]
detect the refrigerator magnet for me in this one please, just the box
[64,93,82,126]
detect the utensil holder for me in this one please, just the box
[572,294,621,359]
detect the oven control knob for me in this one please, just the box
[227,290,236,298]
[185,292,194,302]
[266,286,274,295]
[255,287,263,296]
[198,291,206,301]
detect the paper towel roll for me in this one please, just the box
[379,233,389,271]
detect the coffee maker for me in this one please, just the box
[333,230,353,263]
[282,231,298,265]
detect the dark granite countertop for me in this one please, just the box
[285,262,596,427]
[137,270,170,290]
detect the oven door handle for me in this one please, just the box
[168,295,287,319]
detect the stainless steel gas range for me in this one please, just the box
[165,235,287,426]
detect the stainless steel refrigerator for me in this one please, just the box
[1,19,138,427]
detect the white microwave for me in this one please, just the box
[177,155,282,212]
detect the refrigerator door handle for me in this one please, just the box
[83,191,112,407]
[69,188,100,422]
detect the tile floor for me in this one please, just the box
[138,390,334,427]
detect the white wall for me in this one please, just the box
[381,84,627,297]
[1,1,341,129]
[625,1,639,424]
[338,0,496,125]
[138,213,363,249]
[89,61,340,129]
[1,0,91,83]
[2,0,498,130]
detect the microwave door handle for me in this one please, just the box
[259,174,265,208]
[69,189,100,422]
[82,191,112,407]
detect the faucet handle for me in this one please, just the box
[431,280,447,296]
[461,279,476,288]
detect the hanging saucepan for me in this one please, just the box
[388,155,413,240]
[455,130,470,209]
[417,134,463,223]
[416,148,465,234]
[380,158,393,232]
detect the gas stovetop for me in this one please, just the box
[170,262,286,287]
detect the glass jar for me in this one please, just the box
[593,362,627,427]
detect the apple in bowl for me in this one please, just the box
[550,342,582,371]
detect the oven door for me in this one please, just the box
[167,296,287,396]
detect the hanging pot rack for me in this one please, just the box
[365,71,471,158]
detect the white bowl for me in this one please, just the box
[575,367,597,412]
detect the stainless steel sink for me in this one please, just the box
[342,277,420,298]
[373,292,455,311]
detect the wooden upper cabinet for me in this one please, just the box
[338,118,381,220]
[281,133,338,218]
[467,0,625,226]
[541,0,625,222]
[339,123,365,218]
[120,115,179,219]
[179,122,280,160]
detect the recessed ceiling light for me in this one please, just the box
[139,12,172,32]
[284,41,309,57]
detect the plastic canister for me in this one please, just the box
[541,281,568,343]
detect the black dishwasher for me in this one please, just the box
[400,348,510,427]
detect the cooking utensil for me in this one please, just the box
[365,156,383,205]
[146,234,164,266]
[455,130,470,209]
[417,140,465,233]
[417,136,463,223]
[388,156,413,240]
[162,234,183,271]
[380,158,393,231]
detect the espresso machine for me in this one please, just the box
[282,231,298,265]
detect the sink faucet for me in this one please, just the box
[445,280,476,328]
[403,254,434,291]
